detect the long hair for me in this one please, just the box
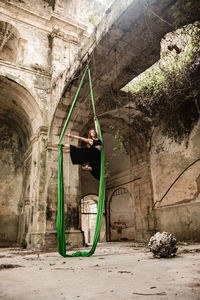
[87,129,97,148]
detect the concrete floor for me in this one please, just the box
[0,242,200,300]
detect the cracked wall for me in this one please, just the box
[151,119,200,240]
[0,124,23,246]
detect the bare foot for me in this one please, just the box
[82,165,92,171]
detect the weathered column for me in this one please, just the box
[63,141,84,248]
[130,141,155,241]
[44,133,84,249]
[26,127,48,248]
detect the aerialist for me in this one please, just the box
[54,118,101,180]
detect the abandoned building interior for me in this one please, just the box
[0,0,200,255]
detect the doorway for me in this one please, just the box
[109,187,135,241]
[81,195,106,245]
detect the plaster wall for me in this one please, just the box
[0,124,23,245]
[45,142,84,249]
[151,120,200,240]
[0,0,87,119]
[106,134,154,242]
[0,12,50,71]
[154,202,200,241]
[109,189,135,241]
[0,0,89,248]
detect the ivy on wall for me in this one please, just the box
[123,22,200,142]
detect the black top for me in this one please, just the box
[92,139,102,147]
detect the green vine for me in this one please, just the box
[170,1,200,28]
[123,22,200,142]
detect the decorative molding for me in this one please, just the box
[50,25,79,45]
[0,1,87,36]
[0,59,51,77]
[23,126,48,162]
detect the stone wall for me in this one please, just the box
[109,187,135,241]
[0,0,88,248]
[45,143,84,249]
[1,0,199,250]
[0,124,23,246]
[105,132,154,242]
[151,120,200,240]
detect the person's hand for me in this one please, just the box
[66,133,72,138]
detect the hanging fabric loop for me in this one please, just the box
[56,66,106,257]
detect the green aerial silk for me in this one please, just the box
[57,66,106,257]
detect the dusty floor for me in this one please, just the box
[0,242,200,300]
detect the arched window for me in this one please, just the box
[112,187,129,196]
[0,21,20,63]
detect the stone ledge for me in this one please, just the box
[28,230,84,250]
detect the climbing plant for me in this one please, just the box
[123,22,200,143]
[170,0,200,28]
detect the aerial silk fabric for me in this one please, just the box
[57,66,106,257]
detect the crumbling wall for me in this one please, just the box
[151,119,200,240]
[45,142,84,249]
[105,129,154,242]
[0,0,88,248]
[0,124,23,246]
[109,187,135,241]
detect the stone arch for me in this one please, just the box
[48,83,151,246]
[0,75,43,139]
[0,75,43,246]
[109,187,135,241]
[0,21,20,63]
[49,85,89,144]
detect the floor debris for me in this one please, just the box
[0,242,199,300]
[133,292,166,296]
[0,264,22,270]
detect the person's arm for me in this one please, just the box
[66,133,93,145]
[94,117,100,138]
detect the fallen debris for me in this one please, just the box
[0,264,22,270]
[118,270,132,274]
[148,232,178,258]
[53,267,75,271]
[179,248,200,254]
[0,255,11,258]
[10,251,35,256]
[132,292,166,296]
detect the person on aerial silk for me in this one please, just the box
[66,119,101,180]
[55,66,106,257]
[53,118,101,180]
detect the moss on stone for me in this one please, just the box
[124,22,200,142]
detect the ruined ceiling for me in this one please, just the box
[52,0,200,141]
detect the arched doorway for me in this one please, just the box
[0,75,42,247]
[0,122,25,246]
[81,195,106,245]
[109,187,135,241]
